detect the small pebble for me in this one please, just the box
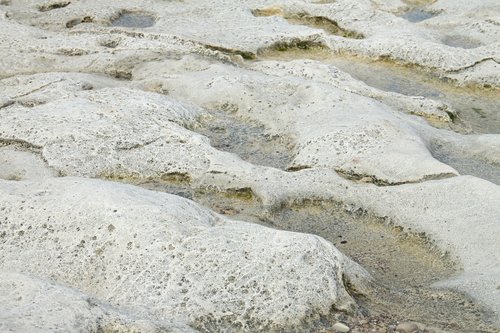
[359,176,373,183]
[396,322,419,333]
[332,322,350,332]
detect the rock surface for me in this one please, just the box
[0,0,499,331]
[1,0,498,87]
[0,271,198,333]
[396,321,419,333]
[0,177,369,332]
[0,65,458,184]
[133,57,459,184]
[0,146,55,180]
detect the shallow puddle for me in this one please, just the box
[323,57,500,134]
[192,110,294,170]
[128,178,498,332]
[430,144,500,185]
[258,49,500,135]
[252,7,364,39]
[400,8,436,23]
[269,201,456,288]
[265,201,497,332]
[441,35,482,49]
[111,12,155,28]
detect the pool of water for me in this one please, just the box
[326,57,500,134]
[193,109,294,170]
[441,35,482,49]
[128,177,499,332]
[430,144,500,185]
[265,201,496,331]
[111,12,156,28]
[258,49,500,135]
[400,8,437,23]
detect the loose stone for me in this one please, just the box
[332,322,350,332]
[396,322,419,333]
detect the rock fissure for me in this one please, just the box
[334,168,458,186]
[10,79,64,99]
[447,57,500,74]
[0,138,42,151]
[115,137,164,151]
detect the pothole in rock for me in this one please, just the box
[319,58,500,134]
[204,45,256,60]
[38,1,70,12]
[260,39,327,54]
[284,14,364,39]
[430,144,500,185]
[441,35,482,49]
[252,8,364,39]
[126,179,499,332]
[15,99,47,108]
[193,109,295,170]
[400,8,437,23]
[115,177,263,226]
[264,201,497,332]
[258,49,500,134]
[99,38,120,48]
[110,11,156,28]
[66,16,93,28]
[268,201,456,288]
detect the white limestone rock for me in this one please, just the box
[2,0,498,87]
[0,14,208,80]
[3,0,323,53]
[251,59,457,123]
[1,0,499,327]
[0,67,457,185]
[425,0,500,46]
[0,72,124,104]
[133,58,457,184]
[232,169,500,323]
[427,132,500,170]
[0,177,370,331]
[0,76,218,180]
[445,59,500,88]
[259,0,499,87]
[0,146,55,181]
[0,272,197,333]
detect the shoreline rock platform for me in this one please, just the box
[0,0,499,332]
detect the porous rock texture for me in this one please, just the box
[1,0,499,331]
[199,168,500,319]
[133,57,459,184]
[0,271,198,333]
[0,177,369,332]
[0,66,458,185]
[1,0,499,87]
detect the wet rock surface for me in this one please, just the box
[111,11,156,28]
[0,0,499,332]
